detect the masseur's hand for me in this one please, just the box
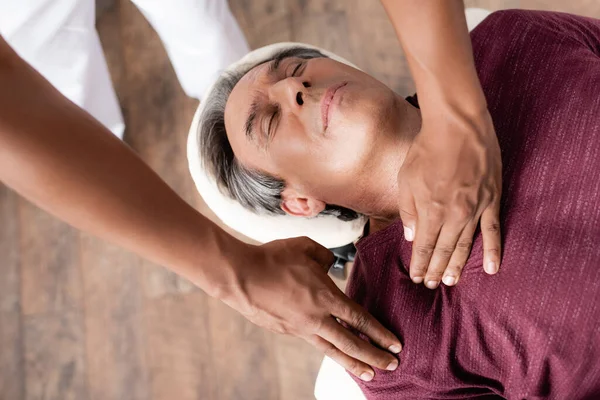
[381,0,503,288]
[221,236,402,381]
[397,107,502,288]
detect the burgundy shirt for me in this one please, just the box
[347,10,600,400]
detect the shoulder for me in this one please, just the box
[472,9,600,54]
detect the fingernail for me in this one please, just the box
[386,359,398,371]
[388,344,402,354]
[485,261,498,274]
[360,371,374,381]
[425,280,439,289]
[403,226,414,241]
[442,275,456,286]
[412,276,423,284]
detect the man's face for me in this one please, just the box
[224,55,398,215]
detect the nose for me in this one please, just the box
[268,77,309,114]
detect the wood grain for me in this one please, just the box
[0,187,24,400]
[208,298,280,400]
[23,311,87,400]
[144,292,217,400]
[274,335,324,400]
[229,0,293,48]
[18,201,82,316]
[80,235,149,400]
[117,0,199,299]
[291,10,354,61]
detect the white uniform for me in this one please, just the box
[0,0,249,139]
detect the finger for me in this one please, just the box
[317,317,399,373]
[308,335,376,382]
[296,236,335,271]
[307,240,336,271]
[409,211,443,284]
[330,295,402,354]
[441,220,478,286]
[480,203,502,274]
[422,222,464,289]
[398,191,417,242]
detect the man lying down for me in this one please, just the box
[196,9,600,399]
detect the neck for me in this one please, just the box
[355,95,421,222]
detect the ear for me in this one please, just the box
[281,187,326,218]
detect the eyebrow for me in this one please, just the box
[244,55,290,140]
[244,100,259,139]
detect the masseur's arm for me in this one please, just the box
[381,0,503,288]
[0,36,400,380]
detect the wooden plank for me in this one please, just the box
[274,335,324,400]
[291,10,354,61]
[18,200,82,316]
[345,3,414,95]
[144,293,218,400]
[117,0,200,298]
[289,0,348,14]
[0,312,23,400]
[520,0,600,15]
[95,0,126,115]
[86,4,151,400]
[23,310,87,400]
[229,0,293,48]
[208,298,280,400]
[0,187,24,400]
[80,235,149,400]
[465,0,520,10]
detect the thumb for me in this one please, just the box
[399,196,417,242]
[304,238,336,271]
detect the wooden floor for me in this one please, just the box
[1,1,599,400]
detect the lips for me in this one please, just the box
[321,82,347,131]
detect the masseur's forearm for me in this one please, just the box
[381,1,503,285]
[0,36,236,297]
[381,0,487,120]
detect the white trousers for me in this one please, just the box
[0,0,249,139]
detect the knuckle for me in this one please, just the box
[427,204,445,220]
[323,343,338,358]
[453,205,473,222]
[415,244,435,257]
[486,247,501,257]
[278,325,290,335]
[351,311,371,332]
[306,315,324,333]
[299,236,315,250]
[346,360,362,376]
[340,338,358,355]
[411,263,428,274]
[456,239,473,251]
[267,322,289,335]
[434,245,455,258]
[485,222,501,234]
[317,288,338,308]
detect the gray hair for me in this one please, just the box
[198,46,359,221]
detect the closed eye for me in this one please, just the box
[264,61,303,144]
[267,105,280,142]
[291,61,304,77]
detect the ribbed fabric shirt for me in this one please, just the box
[346,10,600,400]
